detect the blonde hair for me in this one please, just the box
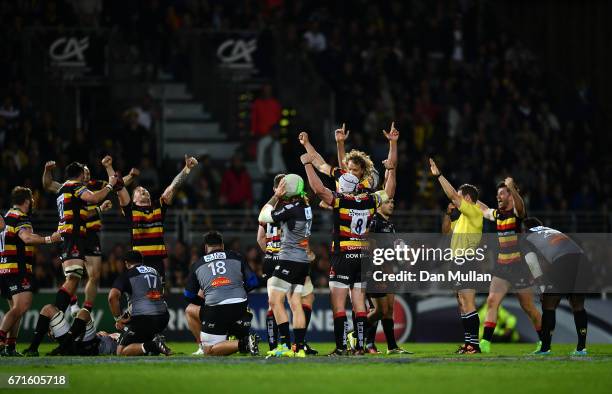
[344,150,374,180]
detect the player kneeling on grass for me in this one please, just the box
[108,250,171,356]
[40,304,118,356]
[184,231,260,356]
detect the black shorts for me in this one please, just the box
[60,234,86,262]
[0,273,33,299]
[73,338,100,356]
[329,252,364,287]
[271,260,309,285]
[544,253,583,295]
[84,231,102,257]
[118,313,169,347]
[200,301,252,337]
[492,262,532,290]
[367,292,387,299]
[262,256,279,281]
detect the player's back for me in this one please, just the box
[122,265,167,316]
[274,200,312,263]
[0,208,33,275]
[191,250,248,305]
[332,192,379,253]
[524,226,584,263]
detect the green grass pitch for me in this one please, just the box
[1,343,611,394]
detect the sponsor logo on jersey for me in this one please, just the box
[211,276,232,287]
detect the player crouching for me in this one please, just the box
[108,251,171,356]
[184,231,260,356]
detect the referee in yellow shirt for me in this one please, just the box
[430,158,483,354]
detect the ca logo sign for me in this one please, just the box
[216,39,256,67]
[49,37,90,66]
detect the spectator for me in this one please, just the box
[250,84,281,137]
[256,125,286,201]
[219,154,253,209]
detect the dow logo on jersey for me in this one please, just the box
[374,296,413,343]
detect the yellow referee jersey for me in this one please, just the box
[450,199,483,255]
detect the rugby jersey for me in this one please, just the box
[332,192,382,253]
[85,179,108,232]
[369,212,395,234]
[0,208,34,275]
[330,167,372,192]
[262,222,281,260]
[493,209,522,264]
[56,181,90,236]
[121,198,168,260]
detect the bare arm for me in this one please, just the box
[335,123,349,171]
[477,200,495,221]
[0,215,4,232]
[301,154,334,206]
[256,225,267,253]
[161,155,198,205]
[18,228,62,245]
[101,155,130,206]
[382,123,399,198]
[505,177,526,218]
[123,168,140,187]
[298,132,333,176]
[108,288,123,320]
[258,181,284,224]
[441,203,454,234]
[42,161,61,193]
[429,158,462,207]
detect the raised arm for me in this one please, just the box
[382,123,399,198]
[429,158,462,207]
[477,200,495,221]
[335,123,349,171]
[80,172,118,205]
[161,155,198,205]
[101,155,130,206]
[441,203,454,234]
[505,177,526,218]
[301,153,334,206]
[257,179,285,224]
[298,132,333,176]
[42,161,62,194]
[123,168,140,187]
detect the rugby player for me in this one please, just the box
[478,179,543,353]
[184,231,260,356]
[258,174,313,357]
[42,160,138,313]
[257,173,284,351]
[298,126,375,197]
[521,218,589,356]
[109,250,171,356]
[0,187,61,356]
[363,191,411,355]
[40,304,118,356]
[430,158,483,354]
[115,154,198,282]
[24,162,118,356]
[301,124,398,356]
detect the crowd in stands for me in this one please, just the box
[1,0,608,289]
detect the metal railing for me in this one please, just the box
[30,209,612,235]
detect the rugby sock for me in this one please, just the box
[460,313,470,345]
[382,318,398,350]
[6,338,16,351]
[355,312,367,350]
[55,287,72,311]
[464,311,480,347]
[303,304,312,329]
[541,309,555,352]
[142,341,159,355]
[366,319,379,347]
[238,336,249,353]
[278,322,291,348]
[333,312,347,349]
[70,295,78,305]
[0,330,6,344]
[294,328,306,351]
[83,301,94,312]
[266,311,277,350]
[483,321,496,342]
[70,317,87,339]
[29,315,51,351]
[573,309,588,350]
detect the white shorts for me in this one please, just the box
[201,332,227,347]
